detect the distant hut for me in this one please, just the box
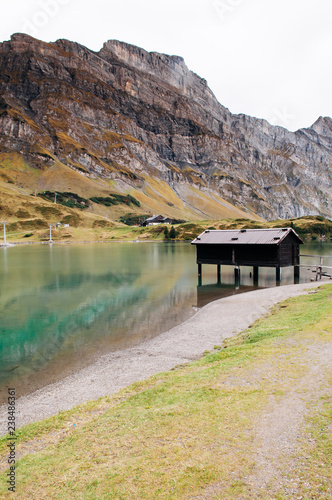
[142,215,173,226]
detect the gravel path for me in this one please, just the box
[0,282,321,435]
[245,340,332,497]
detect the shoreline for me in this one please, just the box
[1,236,330,247]
[0,281,322,436]
[0,239,180,248]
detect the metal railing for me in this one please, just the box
[299,254,332,280]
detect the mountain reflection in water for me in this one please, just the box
[0,240,330,403]
[0,243,196,401]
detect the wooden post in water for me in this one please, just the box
[276,266,281,285]
[234,266,240,288]
[294,265,300,284]
[317,256,323,280]
[316,265,322,281]
[198,263,202,286]
[217,264,221,284]
[253,266,259,286]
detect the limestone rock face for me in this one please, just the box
[0,33,331,219]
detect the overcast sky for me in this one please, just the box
[1,0,331,131]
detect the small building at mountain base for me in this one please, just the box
[141,215,173,226]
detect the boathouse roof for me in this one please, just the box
[192,228,303,245]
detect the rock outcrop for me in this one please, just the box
[0,33,331,220]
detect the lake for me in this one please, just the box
[0,240,331,403]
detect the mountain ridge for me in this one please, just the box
[0,33,331,222]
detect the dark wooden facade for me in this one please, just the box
[192,229,303,268]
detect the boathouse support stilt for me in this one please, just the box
[253,266,259,286]
[294,265,300,284]
[276,266,281,285]
[234,266,240,287]
[198,263,202,286]
[217,264,221,284]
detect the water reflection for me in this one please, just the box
[2,247,7,275]
[0,243,197,401]
[0,241,331,402]
[197,283,261,308]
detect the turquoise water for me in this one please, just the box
[0,241,331,402]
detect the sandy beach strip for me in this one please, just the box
[0,281,323,435]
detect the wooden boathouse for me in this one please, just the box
[191,228,304,285]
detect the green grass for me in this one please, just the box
[0,285,331,499]
[0,180,331,246]
[1,212,331,244]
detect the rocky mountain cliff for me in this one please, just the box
[0,33,331,221]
